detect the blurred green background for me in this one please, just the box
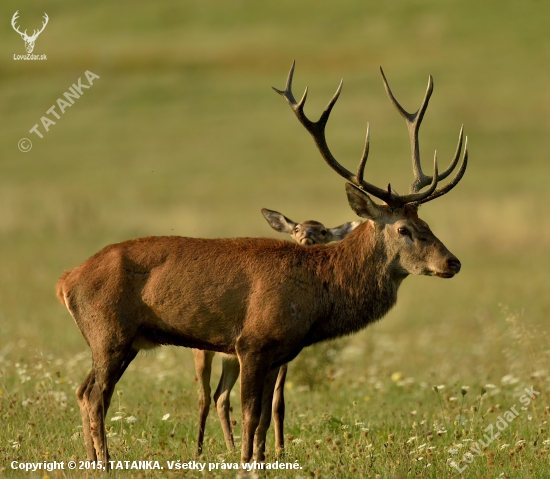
[1,1,550,474]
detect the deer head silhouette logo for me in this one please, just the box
[11,11,49,54]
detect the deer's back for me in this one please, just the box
[58,236,332,353]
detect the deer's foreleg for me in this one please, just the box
[237,346,272,464]
[253,367,280,461]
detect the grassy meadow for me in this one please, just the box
[1,0,550,477]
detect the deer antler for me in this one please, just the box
[273,62,441,209]
[31,13,49,40]
[11,11,27,38]
[379,68,468,205]
[11,12,48,40]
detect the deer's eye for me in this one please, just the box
[294,227,300,233]
[398,227,411,237]
[321,230,327,236]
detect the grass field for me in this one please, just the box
[1,0,550,477]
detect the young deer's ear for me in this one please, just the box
[345,183,383,221]
[328,221,362,242]
[261,208,298,234]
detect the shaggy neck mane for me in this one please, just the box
[301,220,403,345]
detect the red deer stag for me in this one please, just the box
[193,209,360,455]
[57,62,467,467]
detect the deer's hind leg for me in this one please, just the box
[193,349,215,455]
[214,354,241,450]
[272,364,288,454]
[76,370,97,461]
[81,342,139,469]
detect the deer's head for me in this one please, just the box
[345,184,460,278]
[11,11,49,54]
[273,62,468,279]
[261,208,360,245]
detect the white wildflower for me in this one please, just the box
[501,374,519,385]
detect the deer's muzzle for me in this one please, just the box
[434,256,461,278]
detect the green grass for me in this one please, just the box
[1,0,550,477]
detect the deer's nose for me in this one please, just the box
[447,258,461,274]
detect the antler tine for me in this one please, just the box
[372,152,439,206]
[409,124,464,190]
[273,62,397,204]
[380,67,435,193]
[413,137,468,206]
[356,123,370,184]
[431,124,464,183]
[30,13,49,39]
[11,11,25,36]
[271,61,306,114]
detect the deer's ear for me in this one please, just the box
[261,208,297,234]
[345,183,383,221]
[328,221,361,241]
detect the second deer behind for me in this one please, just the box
[193,209,360,455]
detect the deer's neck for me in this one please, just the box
[305,222,406,345]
